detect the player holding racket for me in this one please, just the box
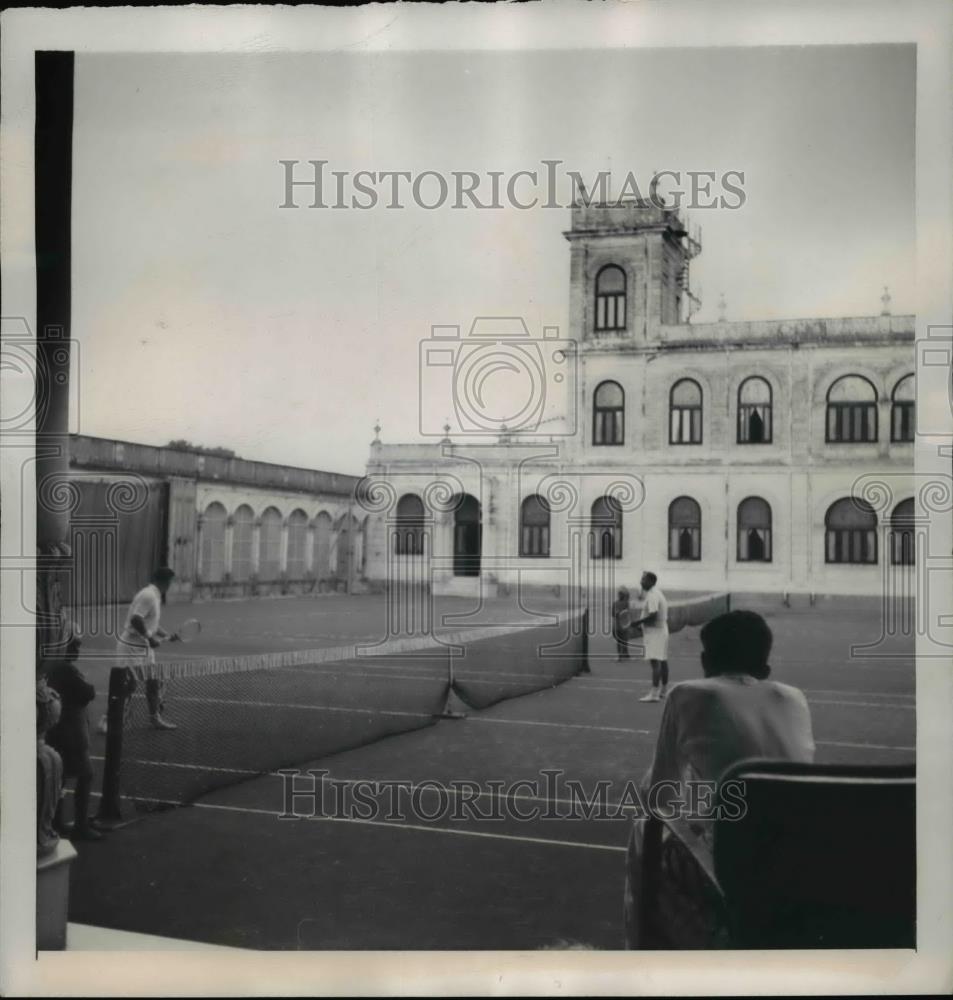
[101,566,179,731]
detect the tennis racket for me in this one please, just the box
[168,618,202,643]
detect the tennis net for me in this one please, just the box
[96,608,590,819]
[666,591,731,633]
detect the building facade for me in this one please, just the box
[68,435,364,605]
[362,199,916,600]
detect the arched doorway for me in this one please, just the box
[452,494,481,577]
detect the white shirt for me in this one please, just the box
[120,583,163,648]
[648,674,815,797]
[642,587,669,633]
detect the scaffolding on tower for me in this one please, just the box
[674,215,703,322]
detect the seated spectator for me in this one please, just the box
[46,625,105,842]
[623,609,814,947]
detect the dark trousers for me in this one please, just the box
[54,758,94,831]
[614,627,630,659]
[145,678,164,716]
[650,660,669,688]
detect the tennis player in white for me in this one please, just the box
[98,566,179,732]
[633,571,669,703]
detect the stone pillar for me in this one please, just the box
[35,51,75,661]
[194,514,205,580]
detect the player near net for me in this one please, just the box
[98,566,197,732]
[631,571,669,703]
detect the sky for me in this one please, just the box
[70,45,915,475]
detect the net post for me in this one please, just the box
[96,666,129,825]
[435,646,466,720]
[580,608,591,674]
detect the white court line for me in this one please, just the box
[572,681,914,709]
[88,758,640,812]
[816,740,915,752]
[153,694,650,734]
[84,790,626,854]
[167,695,435,720]
[168,665,916,709]
[808,699,915,710]
[469,716,651,735]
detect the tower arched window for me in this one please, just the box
[670,379,703,444]
[590,496,623,560]
[737,497,772,562]
[394,493,426,556]
[738,377,773,444]
[520,495,551,557]
[826,375,878,443]
[890,374,915,442]
[593,380,625,445]
[594,265,627,332]
[890,498,915,566]
[825,497,878,564]
[668,497,701,560]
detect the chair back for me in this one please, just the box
[714,759,915,948]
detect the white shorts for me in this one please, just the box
[116,638,156,682]
[643,626,669,661]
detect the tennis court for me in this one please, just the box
[64,592,915,949]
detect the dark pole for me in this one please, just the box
[35,51,75,660]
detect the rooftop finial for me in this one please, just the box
[441,421,451,444]
[372,420,381,444]
[880,285,892,317]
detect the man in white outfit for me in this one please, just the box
[98,566,179,732]
[634,571,669,703]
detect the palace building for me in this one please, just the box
[360,198,916,601]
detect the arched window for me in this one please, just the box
[670,379,703,444]
[890,374,915,442]
[594,264,626,332]
[313,512,332,581]
[335,514,359,581]
[395,493,426,556]
[231,505,255,582]
[890,498,915,566]
[668,497,701,561]
[737,497,772,562]
[737,377,773,444]
[258,506,283,579]
[826,375,878,443]
[593,380,625,445]
[825,498,878,564]
[199,502,226,582]
[520,495,551,557]
[591,496,623,560]
[452,494,481,577]
[286,509,309,578]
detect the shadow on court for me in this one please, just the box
[65,598,914,949]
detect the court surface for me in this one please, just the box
[65,593,915,950]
